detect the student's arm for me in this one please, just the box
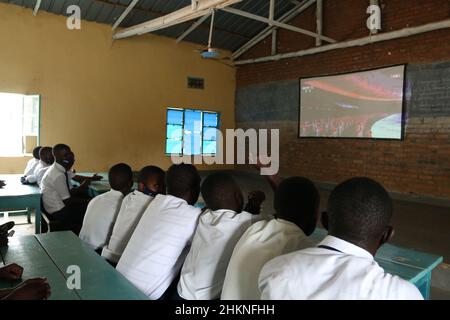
[0,288,13,299]
[1,278,51,300]
[252,161,280,191]
[72,173,102,183]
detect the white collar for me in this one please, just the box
[53,162,66,173]
[108,189,124,198]
[318,235,374,260]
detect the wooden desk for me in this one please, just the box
[0,174,41,234]
[0,232,148,300]
[310,228,443,300]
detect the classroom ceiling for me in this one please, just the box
[1,0,299,52]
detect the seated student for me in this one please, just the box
[22,147,55,185]
[40,144,101,233]
[22,146,41,177]
[221,176,320,300]
[116,163,201,300]
[177,172,265,300]
[102,165,166,264]
[259,177,423,300]
[79,163,133,253]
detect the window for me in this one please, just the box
[0,92,40,156]
[166,108,219,156]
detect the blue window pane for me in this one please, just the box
[167,109,183,125]
[184,110,202,133]
[203,127,217,141]
[183,133,202,155]
[202,141,217,154]
[204,112,218,127]
[166,124,183,139]
[166,139,182,154]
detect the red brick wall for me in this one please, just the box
[236,0,450,198]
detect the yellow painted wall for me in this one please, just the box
[0,3,235,173]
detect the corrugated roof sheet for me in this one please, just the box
[0,0,298,51]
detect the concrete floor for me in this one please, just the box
[2,170,449,299]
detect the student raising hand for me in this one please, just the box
[0,263,24,280]
[244,190,266,215]
[2,278,51,300]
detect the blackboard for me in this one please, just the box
[235,80,299,122]
[236,60,450,123]
[406,61,450,117]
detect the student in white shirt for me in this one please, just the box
[221,176,320,300]
[21,146,41,183]
[259,177,424,300]
[177,172,265,300]
[102,165,166,265]
[40,144,101,234]
[79,163,133,254]
[22,147,54,185]
[116,163,201,300]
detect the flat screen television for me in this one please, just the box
[299,65,406,140]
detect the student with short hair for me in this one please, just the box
[21,146,41,182]
[116,163,201,300]
[22,147,54,185]
[259,177,423,300]
[102,165,166,264]
[177,172,264,300]
[79,163,133,253]
[221,176,320,300]
[40,144,101,233]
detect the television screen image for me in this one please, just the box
[299,65,406,139]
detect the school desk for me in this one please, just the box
[310,228,443,300]
[0,231,149,300]
[0,174,41,234]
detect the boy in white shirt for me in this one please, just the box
[22,147,54,185]
[40,144,101,234]
[177,172,265,300]
[79,163,133,253]
[116,163,202,300]
[221,176,320,300]
[259,177,424,300]
[21,146,41,182]
[102,165,165,265]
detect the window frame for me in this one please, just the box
[165,107,220,156]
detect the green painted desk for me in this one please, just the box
[0,174,41,234]
[310,228,443,300]
[0,232,149,300]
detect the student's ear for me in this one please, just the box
[379,225,395,247]
[320,211,329,231]
[137,182,145,192]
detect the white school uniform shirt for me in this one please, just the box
[101,190,154,263]
[221,218,313,300]
[25,160,44,184]
[24,158,39,176]
[35,163,51,186]
[79,189,124,250]
[177,209,261,300]
[259,235,424,300]
[40,162,75,214]
[116,194,201,300]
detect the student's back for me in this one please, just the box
[102,166,165,264]
[177,173,264,300]
[23,146,41,177]
[259,177,423,300]
[79,163,133,251]
[116,164,201,300]
[221,177,320,300]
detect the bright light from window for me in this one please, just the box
[0,93,39,156]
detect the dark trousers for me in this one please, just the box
[51,196,90,235]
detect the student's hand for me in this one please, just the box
[0,263,24,280]
[0,180,5,188]
[250,154,280,190]
[90,174,102,181]
[4,278,51,300]
[244,190,266,215]
[79,179,91,189]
